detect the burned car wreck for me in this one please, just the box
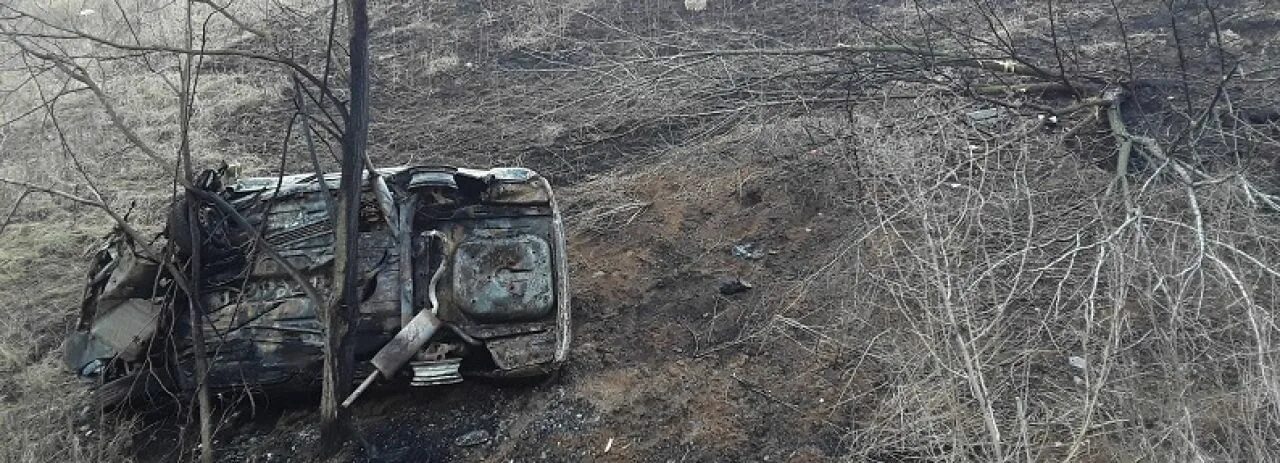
[64,165,570,401]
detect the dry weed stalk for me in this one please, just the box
[0,0,1277,461]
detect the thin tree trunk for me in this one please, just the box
[320,0,370,453]
[184,193,214,463]
[179,1,213,461]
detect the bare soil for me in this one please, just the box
[131,0,1280,460]
[6,0,1280,461]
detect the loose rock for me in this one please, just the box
[455,429,492,447]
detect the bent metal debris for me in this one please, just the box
[64,165,571,404]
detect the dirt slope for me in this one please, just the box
[153,3,872,460]
[6,0,1280,461]
[172,129,860,462]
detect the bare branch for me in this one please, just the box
[0,5,348,119]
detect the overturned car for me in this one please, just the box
[64,165,570,401]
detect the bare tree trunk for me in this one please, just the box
[320,0,370,453]
[179,2,213,462]
[184,193,214,463]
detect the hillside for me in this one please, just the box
[3,0,1280,461]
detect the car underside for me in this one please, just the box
[64,165,570,401]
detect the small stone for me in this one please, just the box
[1068,356,1087,370]
[455,429,491,447]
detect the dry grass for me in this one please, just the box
[0,205,134,461]
[2,0,1280,461]
[0,1,302,461]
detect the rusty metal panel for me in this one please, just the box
[88,298,161,360]
[452,234,554,322]
[484,330,557,371]
[459,321,550,340]
[397,194,418,326]
[98,241,159,302]
[482,182,549,204]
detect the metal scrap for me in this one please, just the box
[65,165,573,404]
[731,243,766,260]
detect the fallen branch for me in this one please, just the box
[0,189,28,237]
[1104,89,1135,200]
[0,177,101,208]
[670,43,1073,83]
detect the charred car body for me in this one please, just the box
[64,166,570,398]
